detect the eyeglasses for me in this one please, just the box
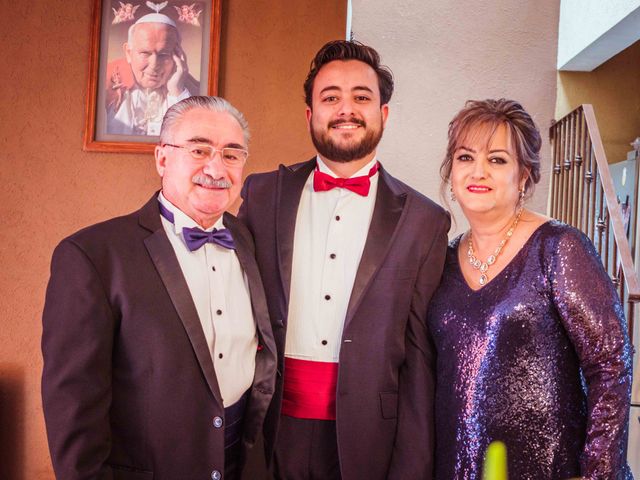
[163,143,249,167]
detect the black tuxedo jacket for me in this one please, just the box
[42,194,276,480]
[239,159,450,480]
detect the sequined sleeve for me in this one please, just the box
[549,228,633,479]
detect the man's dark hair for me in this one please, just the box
[303,40,394,108]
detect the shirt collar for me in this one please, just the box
[315,155,379,178]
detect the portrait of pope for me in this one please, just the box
[103,1,205,136]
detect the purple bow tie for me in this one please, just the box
[182,226,235,251]
[158,201,235,251]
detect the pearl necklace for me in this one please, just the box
[466,208,524,286]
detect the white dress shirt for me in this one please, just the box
[285,156,379,362]
[158,193,257,406]
[108,87,191,135]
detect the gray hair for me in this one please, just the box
[159,96,251,146]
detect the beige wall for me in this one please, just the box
[556,40,640,163]
[0,1,346,478]
[351,0,560,233]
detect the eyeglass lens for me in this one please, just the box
[189,145,247,164]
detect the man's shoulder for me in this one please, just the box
[59,205,148,254]
[242,158,315,196]
[381,168,447,219]
[245,159,314,181]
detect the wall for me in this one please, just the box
[351,0,560,233]
[556,40,640,163]
[557,0,640,70]
[0,1,346,478]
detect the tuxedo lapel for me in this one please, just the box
[223,213,276,360]
[139,196,224,405]
[224,213,277,445]
[345,168,407,327]
[276,159,316,312]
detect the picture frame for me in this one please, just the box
[83,0,221,153]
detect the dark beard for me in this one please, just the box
[310,117,383,163]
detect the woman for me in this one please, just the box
[428,99,633,479]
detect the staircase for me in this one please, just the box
[549,104,640,333]
[548,104,639,475]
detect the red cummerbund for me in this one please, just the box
[281,357,338,420]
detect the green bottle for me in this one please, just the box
[482,440,508,480]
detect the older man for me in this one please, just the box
[106,13,197,136]
[42,96,275,480]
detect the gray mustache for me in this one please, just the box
[192,174,232,189]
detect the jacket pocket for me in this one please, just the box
[379,391,398,419]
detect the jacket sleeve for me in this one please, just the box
[237,174,252,227]
[549,228,633,480]
[41,239,115,480]
[387,212,450,480]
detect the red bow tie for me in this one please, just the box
[313,162,379,196]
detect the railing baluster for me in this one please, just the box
[590,150,598,242]
[552,122,561,219]
[558,119,564,220]
[559,120,564,220]
[629,299,635,343]
[564,118,572,223]
[568,112,576,226]
[549,104,640,338]
[613,241,622,300]
[584,134,593,237]
[574,110,584,228]
[597,185,605,257]
[604,207,611,275]
[632,148,639,259]
[551,122,559,218]
[582,111,590,233]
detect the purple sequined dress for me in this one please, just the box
[428,221,633,480]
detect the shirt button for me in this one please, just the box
[321,340,328,345]
[211,470,221,480]
[213,416,223,428]
[216,309,222,315]
[324,294,331,300]
[218,353,224,359]
[212,266,216,272]
[329,253,336,259]
[335,215,341,221]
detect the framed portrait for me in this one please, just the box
[83,0,221,153]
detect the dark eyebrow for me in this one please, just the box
[225,143,246,150]
[186,137,212,144]
[186,138,245,150]
[319,86,340,96]
[456,146,476,153]
[352,86,374,94]
[488,149,511,155]
[318,85,374,95]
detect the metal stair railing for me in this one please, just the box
[549,104,640,341]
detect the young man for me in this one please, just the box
[239,41,450,480]
[42,96,276,480]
